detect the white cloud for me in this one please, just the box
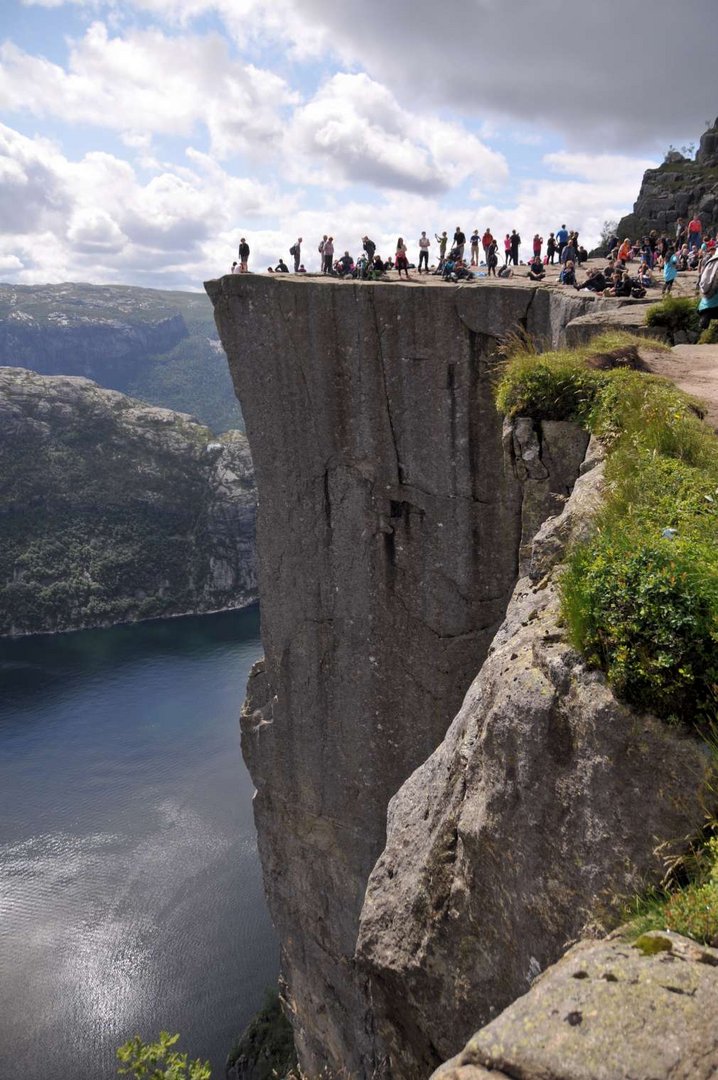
[0,122,296,287]
[0,22,296,159]
[286,73,507,195]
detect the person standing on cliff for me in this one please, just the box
[688,216,702,252]
[323,236,334,274]
[435,231,448,268]
[510,229,521,265]
[290,237,302,272]
[238,238,250,273]
[395,237,411,279]
[470,229,480,266]
[417,231,431,273]
[363,236,376,262]
[533,233,543,260]
[662,247,678,295]
[453,226,466,261]
[487,237,498,276]
[482,228,494,265]
[555,224,569,260]
[546,233,557,264]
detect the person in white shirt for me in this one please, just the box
[417,231,431,274]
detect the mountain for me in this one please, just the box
[0,367,256,636]
[616,116,718,240]
[0,282,243,434]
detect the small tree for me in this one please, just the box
[117,1031,211,1080]
[598,219,618,252]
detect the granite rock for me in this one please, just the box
[431,932,718,1080]
[206,275,601,1078]
[357,461,712,1079]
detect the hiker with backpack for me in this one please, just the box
[698,252,718,329]
[290,237,302,272]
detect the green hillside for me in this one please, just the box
[0,282,243,433]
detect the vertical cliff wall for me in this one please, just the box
[205,277,603,1076]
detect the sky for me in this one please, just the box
[0,0,715,291]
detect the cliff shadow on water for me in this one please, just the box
[205,275,710,1079]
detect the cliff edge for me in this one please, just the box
[205,275,711,1078]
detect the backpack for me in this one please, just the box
[290,244,297,256]
[699,254,718,298]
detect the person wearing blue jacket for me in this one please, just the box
[662,249,678,295]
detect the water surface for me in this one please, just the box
[0,606,277,1079]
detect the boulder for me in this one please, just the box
[432,932,718,1080]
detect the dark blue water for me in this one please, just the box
[0,606,278,1079]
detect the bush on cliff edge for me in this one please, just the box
[496,332,718,734]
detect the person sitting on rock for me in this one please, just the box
[337,251,354,277]
[637,261,653,288]
[297,264,307,274]
[610,268,633,297]
[559,260,576,286]
[275,258,289,273]
[527,255,545,281]
[576,268,607,292]
[617,237,632,263]
[676,244,691,271]
[441,254,457,280]
[371,254,387,279]
[577,245,589,264]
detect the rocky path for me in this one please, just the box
[642,344,718,432]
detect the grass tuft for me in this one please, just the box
[495,330,718,733]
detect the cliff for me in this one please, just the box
[615,117,718,240]
[0,367,257,636]
[357,453,710,1077]
[0,282,243,433]
[206,275,712,1078]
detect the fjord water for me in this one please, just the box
[0,606,277,1079]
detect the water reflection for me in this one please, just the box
[0,606,277,1080]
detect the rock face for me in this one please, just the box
[431,932,718,1080]
[205,275,684,1078]
[616,117,718,240]
[0,367,257,635]
[356,458,711,1078]
[0,282,244,433]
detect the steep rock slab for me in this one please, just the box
[357,462,712,1079]
[432,932,718,1080]
[0,367,256,635]
[206,276,596,1077]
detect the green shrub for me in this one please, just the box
[495,331,718,732]
[561,528,718,726]
[699,320,718,345]
[645,295,700,339]
[626,836,718,946]
[117,1032,211,1079]
[663,881,718,945]
[494,332,665,425]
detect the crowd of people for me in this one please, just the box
[229,218,718,328]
